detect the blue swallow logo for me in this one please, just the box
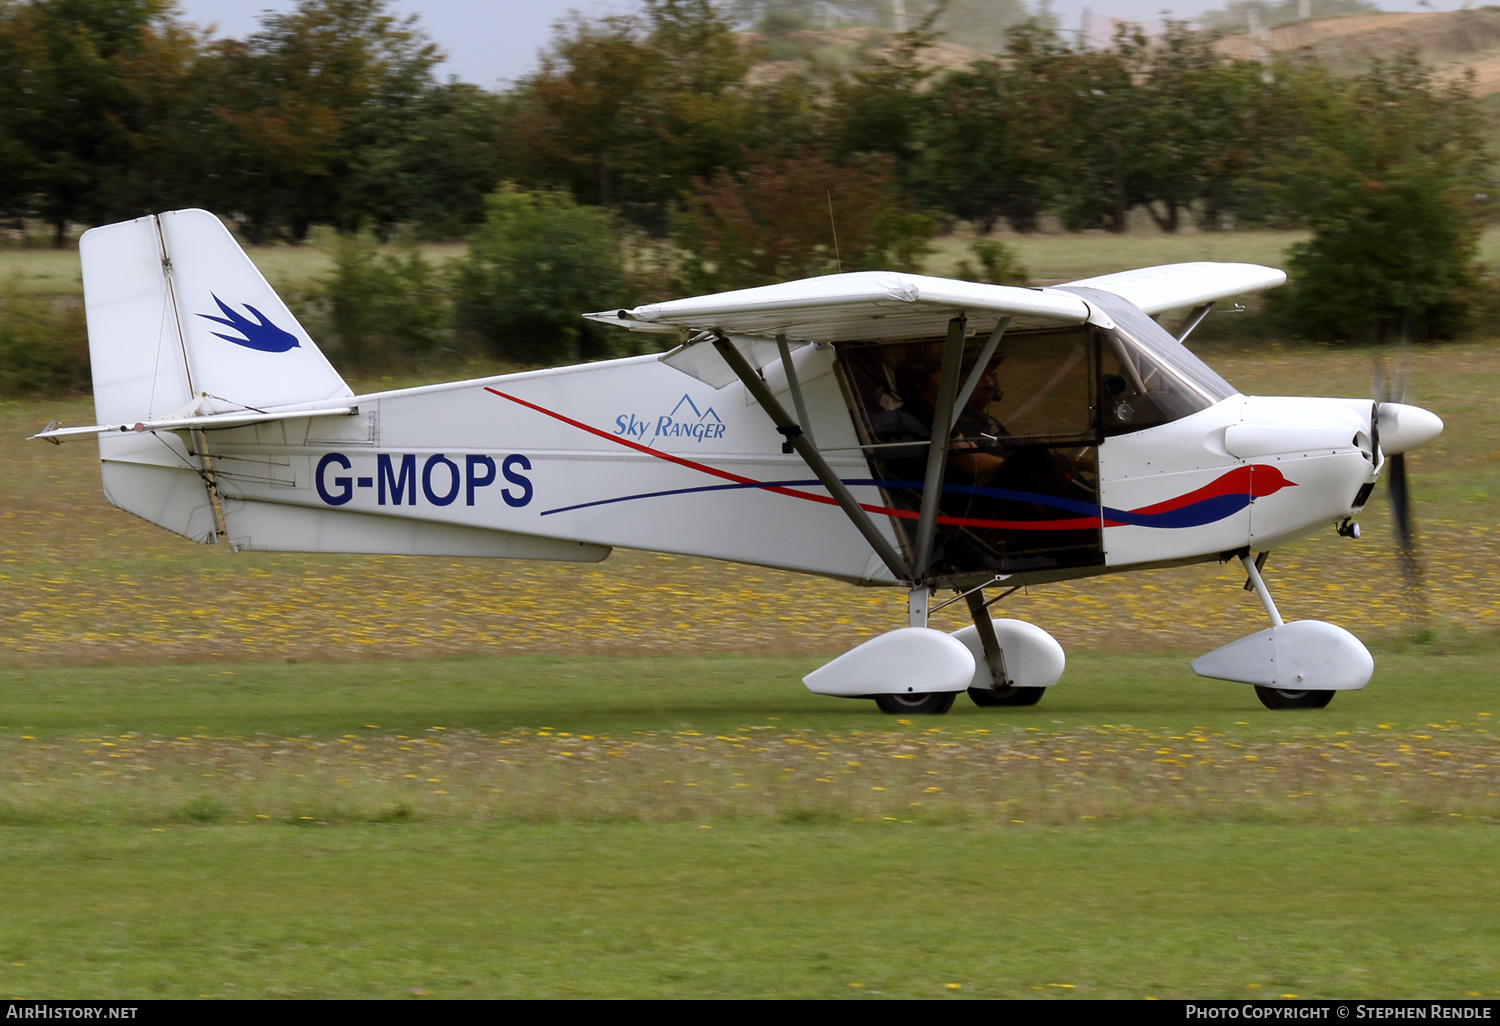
[198,295,300,353]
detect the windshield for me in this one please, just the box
[1062,286,1238,436]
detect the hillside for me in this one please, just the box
[741,26,985,86]
[1213,8,1500,94]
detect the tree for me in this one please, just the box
[344,81,510,238]
[669,152,936,294]
[0,0,196,243]
[1269,55,1489,342]
[307,233,448,370]
[823,21,938,203]
[1041,26,1143,233]
[508,0,752,231]
[202,0,440,241]
[912,28,1061,233]
[1128,22,1272,232]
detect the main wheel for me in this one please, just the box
[874,691,957,715]
[1254,686,1336,710]
[968,686,1045,707]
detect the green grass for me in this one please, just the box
[1,650,1496,740]
[1,822,1496,998]
[0,651,1495,998]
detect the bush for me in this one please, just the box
[953,238,1029,287]
[0,282,89,396]
[1269,57,1489,343]
[451,185,627,364]
[302,234,450,372]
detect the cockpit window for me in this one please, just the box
[1063,286,1238,436]
[834,327,1104,579]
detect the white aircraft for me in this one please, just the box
[35,209,1444,713]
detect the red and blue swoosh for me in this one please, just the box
[486,388,1295,531]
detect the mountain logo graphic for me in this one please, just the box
[666,395,721,424]
[198,295,300,353]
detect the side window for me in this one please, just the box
[985,329,1094,442]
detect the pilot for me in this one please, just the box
[869,340,1096,574]
[870,342,1009,489]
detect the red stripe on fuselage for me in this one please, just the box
[484,389,1290,533]
[485,388,1102,530]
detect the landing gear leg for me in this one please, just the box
[1241,553,1335,711]
[866,585,960,715]
[963,588,1045,708]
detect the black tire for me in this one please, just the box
[874,691,958,715]
[968,686,1046,707]
[1254,686,1336,710]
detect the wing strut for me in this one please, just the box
[1174,302,1214,343]
[776,334,815,449]
[950,317,1008,432]
[711,335,912,583]
[912,316,966,578]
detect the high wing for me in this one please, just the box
[1062,262,1286,316]
[590,270,1090,340]
[585,265,1284,387]
[585,271,1091,388]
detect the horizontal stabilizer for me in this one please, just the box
[32,404,357,442]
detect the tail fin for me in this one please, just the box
[81,209,352,543]
[84,208,351,424]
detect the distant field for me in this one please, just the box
[9,221,1500,297]
[0,224,1314,299]
[929,226,1312,282]
[0,231,466,298]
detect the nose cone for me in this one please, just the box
[1379,403,1444,455]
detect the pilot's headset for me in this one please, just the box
[958,338,1006,411]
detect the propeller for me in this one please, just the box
[1369,301,1444,630]
[1372,358,1418,587]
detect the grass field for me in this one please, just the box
[2,228,1499,998]
[0,657,1496,998]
